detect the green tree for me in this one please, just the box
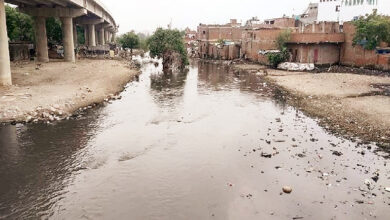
[76,26,85,45]
[353,12,390,50]
[147,28,188,68]
[5,5,34,42]
[275,30,291,51]
[267,30,290,68]
[118,31,140,53]
[46,17,63,44]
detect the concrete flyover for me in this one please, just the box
[0,0,118,86]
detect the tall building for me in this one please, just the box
[318,0,341,22]
[318,0,390,22]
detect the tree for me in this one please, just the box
[118,31,140,53]
[46,18,63,44]
[353,12,390,50]
[137,32,149,51]
[267,30,290,68]
[147,28,188,70]
[76,26,85,45]
[5,5,34,42]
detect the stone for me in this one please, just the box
[282,186,292,194]
[261,152,272,158]
[385,187,390,192]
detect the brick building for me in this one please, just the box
[340,22,390,70]
[287,22,344,65]
[197,19,242,59]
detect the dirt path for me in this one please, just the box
[0,59,139,123]
[233,64,390,147]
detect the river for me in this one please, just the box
[0,58,389,219]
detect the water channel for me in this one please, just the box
[0,58,389,219]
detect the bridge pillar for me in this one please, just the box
[84,25,89,46]
[0,0,11,86]
[112,32,116,43]
[34,17,49,63]
[61,17,75,62]
[104,30,109,44]
[99,27,105,45]
[88,24,96,47]
[108,32,112,43]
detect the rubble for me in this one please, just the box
[277,62,315,71]
[282,186,293,194]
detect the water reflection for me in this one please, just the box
[0,116,101,219]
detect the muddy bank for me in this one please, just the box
[0,59,139,124]
[232,63,390,148]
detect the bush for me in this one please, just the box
[267,48,289,68]
[117,31,140,53]
[353,12,390,50]
[147,28,188,68]
[267,30,291,68]
[5,5,34,42]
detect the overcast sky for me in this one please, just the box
[101,0,315,34]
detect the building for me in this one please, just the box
[318,0,390,22]
[317,0,341,22]
[287,22,345,65]
[197,19,242,59]
[299,3,319,24]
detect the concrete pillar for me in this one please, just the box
[112,32,116,43]
[84,25,89,46]
[95,30,99,45]
[73,23,78,48]
[61,17,75,62]
[0,0,12,86]
[87,24,96,47]
[104,30,109,43]
[99,27,105,45]
[34,17,49,63]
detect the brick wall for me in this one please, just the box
[288,44,340,64]
[241,28,284,62]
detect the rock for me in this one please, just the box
[261,152,272,158]
[371,175,379,183]
[364,179,372,186]
[332,151,343,156]
[282,186,292,194]
[26,116,32,122]
[385,187,390,192]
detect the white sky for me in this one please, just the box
[101,0,316,34]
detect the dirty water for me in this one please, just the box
[0,58,389,220]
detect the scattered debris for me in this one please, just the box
[282,186,293,194]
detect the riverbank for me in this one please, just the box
[233,63,390,147]
[0,59,139,124]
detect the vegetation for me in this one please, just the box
[275,30,291,51]
[117,31,140,53]
[137,32,150,51]
[5,6,85,45]
[267,30,291,68]
[5,5,34,42]
[76,26,85,45]
[147,28,188,68]
[353,12,390,50]
[217,39,225,45]
[46,18,63,44]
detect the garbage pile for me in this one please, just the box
[278,62,315,71]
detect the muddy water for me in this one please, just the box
[0,59,389,220]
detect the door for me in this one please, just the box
[314,49,319,63]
